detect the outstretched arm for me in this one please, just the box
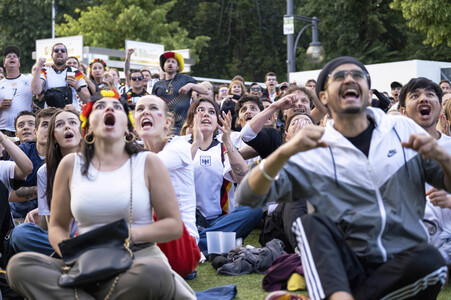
[124,48,134,90]
[248,124,327,195]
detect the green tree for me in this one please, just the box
[296,0,450,70]
[391,0,451,47]
[56,0,209,67]
[164,0,289,81]
[0,0,100,72]
[296,0,409,69]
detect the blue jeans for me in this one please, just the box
[9,223,54,255]
[198,206,263,255]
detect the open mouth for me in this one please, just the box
[341,88,360,99]
[245,114,253,122]
[201,119,211,125]
[141,118,153,129]
[64,132,74,139]
[418,105,431,117]
[104,114,116,128]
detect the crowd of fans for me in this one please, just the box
[0,43,450,300]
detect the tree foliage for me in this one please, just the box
[295,0,451,70]
[391,0,451,47]
[163,0,289,81]
[0,0,99,72]
[56,0,210,64]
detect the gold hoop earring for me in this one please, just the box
[124,132,135,143]
[84,133,95,144]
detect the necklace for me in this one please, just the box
[165,78,174,95]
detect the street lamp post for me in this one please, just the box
[285,1,325,81]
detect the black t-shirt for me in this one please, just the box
[245,127,283,159]
[345,119,375,157]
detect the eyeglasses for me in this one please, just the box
[329,70,367,82]
[53,48,67,53]
[250,87,262,92]
[131,76,143,81]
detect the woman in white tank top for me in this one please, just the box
[7,89,192,299]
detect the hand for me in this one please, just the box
[437,113,450,136]
[37,58,46,69]
[402,133,447,161]
[427,188,451,208]
[64,104,77,111]
[179,83,192,95]
[218,111,233,143]
[126,48,135,58]
[1,98,12,108]
[66,76,78,89]
[273,93,302,110]
[24,208,41,224]
[281,124,328,157]
[192,113,203,144]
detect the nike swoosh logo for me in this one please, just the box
[387,149,397,157]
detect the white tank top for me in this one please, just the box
[70,151,152,235]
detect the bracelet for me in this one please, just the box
[259,159,279,182]
[76,86,83,92]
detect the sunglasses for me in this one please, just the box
[131,76,144,81]
[329,70,367,82]
[250,87,262,92]
[53,48,67,53]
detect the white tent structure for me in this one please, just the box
[290,59,451,93]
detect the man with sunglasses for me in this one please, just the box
[249,82,263,98]
[31,43,89,111]
[237,56,451,300]
[122,70,149,110]
[152,51,207,134]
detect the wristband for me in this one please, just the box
[259,159,279,181]
[76,86,83,92]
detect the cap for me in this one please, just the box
[3,45,20,58]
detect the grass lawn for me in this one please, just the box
[188,230,451,299]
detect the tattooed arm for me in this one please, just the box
[219,111,248,183]
[9,186,38,202]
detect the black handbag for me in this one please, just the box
[58,219,133,287]
[43,86,73,108]
[57,156,134,298]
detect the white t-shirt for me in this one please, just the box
[0,161,15,191]
[40,66,86,111]
[0,74,33,131]
[157,136,199,242]
[37,164,49,216]
[184,135,235,220]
